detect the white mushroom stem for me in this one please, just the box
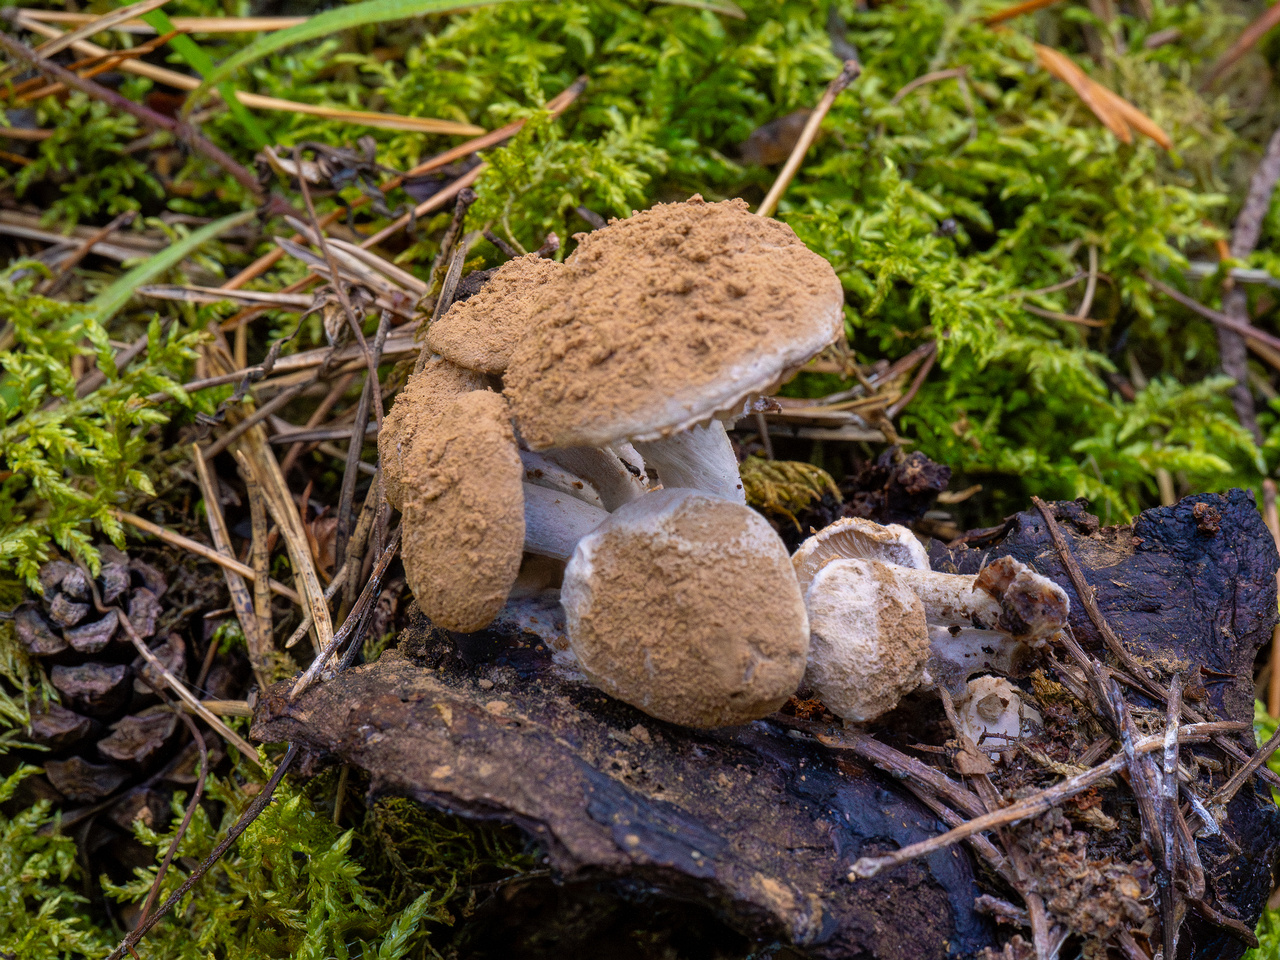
[632,420,745,504]
[955,676,1042,759]
[888,567,1006,629]
[541,445,648,510]
[522,482,609,560]
[520,450,605,509]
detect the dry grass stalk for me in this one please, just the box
[26,0,170,58]
[17,10,309,32]
[191,444,270,689]
[202,345,332,655]
[982,0,1066,25]
[236,451,276,671]
[1205,1,1280,88]
[112,507,299,602]
[1033,44,1171,149]
[757,59,861,218]
[13,15,481,135]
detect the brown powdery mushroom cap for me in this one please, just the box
[426,253,562,374]
[803,558,931,723]
[561,488,809,728]
[379,356,488,510]
[504,196,845,449]
[400,390,525,633]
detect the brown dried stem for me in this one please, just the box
[334,312,390,571]
[105,744,298,960]
[191,444,269,689]
[757,59,861,219]
[0,31,262,200]
[112,508,299,602]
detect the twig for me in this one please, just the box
[112,508,299,602]
[889,67,966,105]
[289,527,401,699]
[1076,245,1099,321]
[237,451,275,651]
[334,312,390,571]
[200,378,315,462]
[1221,126,1280,442]
[756,59,861,218]
[294,146,380,432]
[363,165,488,249]
[417,244,466,374]
[105,743,297,960]
[38,211,135,296]
[847,723,1235,879]
[1145,272,1280,361]
[1020,303,1106,327]
[1210,719,1280,807]
[430,188,479,291]
[1030,497,1156,684]
[1205,1,1280,88]
[1032,496,1280,788]
[136,689,208,928]
[1186,897,1260,947]
[885,341,937,419]
[191,445,269,689]
[0,31,262,200]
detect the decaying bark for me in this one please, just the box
[253,491,1280,958]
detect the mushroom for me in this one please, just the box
[803,558,930,722]
[561,487,809,727]
[431,197,843,503]
[791,518,1070,720]
[399,389,609,633]
[379,355,488,510]
[954,676,1042,759]
[426,253,561,375]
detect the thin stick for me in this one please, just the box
[279,372,356,476]
[38,211,135,296]
[757,59,861,218]
[1144,272,1280,355]
[236,451,275,671]
[136,698,208,928]
[1160,675,1184,960]
[105,743,297,960]
[1210,720,1280,807]
[885,342,937,418]
[191,445,268,689]
[1032,496,1280,787]
[1076,244,1099,321]
[0,31,262,201]
[289,528,401,699]
[362,164,487,249]
[334,312,389,571]
[113,508,298,602]
[848,723,1230,879]
[200,377,314,462]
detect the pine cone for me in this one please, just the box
[10,545,244,887]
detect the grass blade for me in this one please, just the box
[140,8,269,149]
[89,209,256,324]
[184,0,513,110]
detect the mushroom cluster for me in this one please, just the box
[380,196,846,727]
[792,516,1068,754]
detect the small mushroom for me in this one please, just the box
[399,389,610,633]
[378,355,489,511]
[561,488,809,727]
[954,676,1042,759]
[426,253,562,374]
[471,197,844,503]
[803,558,930,722]
[791,517,930,593]
[790,518,1070,718]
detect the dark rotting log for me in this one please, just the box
[253,492,1279,959]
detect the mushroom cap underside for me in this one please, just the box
[792,517,930,595]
